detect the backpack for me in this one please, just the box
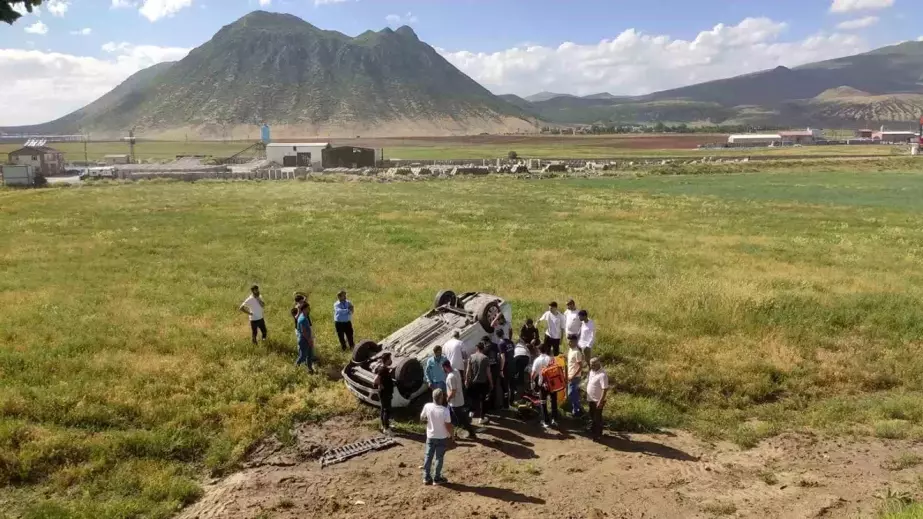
[541,362,566,393]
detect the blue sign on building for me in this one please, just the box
[260,124,271,144]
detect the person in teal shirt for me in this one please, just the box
[424,345,447,392]
[295,301,314,374]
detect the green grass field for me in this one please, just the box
[0,139,905,163]
[5,170,923,517]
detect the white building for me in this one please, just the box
[104,154,131,165]
[265,143,329,169]
[727,134,783,146]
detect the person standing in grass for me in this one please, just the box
[531,343,559,429]
[295,301,315,374]
[420,388,453,485]
[465,341,493,426]
[566,338,585,417]
[333,290,355,352]
[497,329,516,408]
[424,345,448,392]
[519,318,539,346]
[443,330,466,381]
[374,352,394,435]
[586,357,609,440]
[443,359,477,440]
[564,299,582,343]
[240,285,267,344]
[578,310,596,366]
[538,301,565,356]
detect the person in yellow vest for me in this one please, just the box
[566,338,585,417]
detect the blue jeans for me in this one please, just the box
[568,376,583,415]
[296,339,313,369]
[422,437,447,482]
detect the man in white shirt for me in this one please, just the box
[586,357,609,440]
[442,330,466,377]
[538,301,565,356]
[530,344,559,429]
[239,285,267,344]
[420,389,453,485]
[578,310,596,365]
[564,299,582,342]
[566,338,584,417]
[442,360,477,440]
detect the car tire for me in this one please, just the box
[433,290,456,309]
[474,300,502,333]
[352,340,381,364]
[392,357,424,391]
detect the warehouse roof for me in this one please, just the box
[8,145,61,155]
[266,142,329,148]
[728,134,782,139]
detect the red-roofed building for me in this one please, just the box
[779,129,822,144]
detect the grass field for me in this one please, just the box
[0,137,906,163]
[5,170,923,517]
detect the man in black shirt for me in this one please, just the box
[497,329,516,408]
[520,318,538,345]
[374,353,394,435]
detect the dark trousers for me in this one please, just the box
[544,335,562,357]
[513,356,530,401]
[540,388,559,425]
[450,405,476,437]
[296,339,313,370]
[500,369,514,407]
[250,319,267,343]
[380,396,392,430]
[589,400,604,438]
[468,382,488,419]
[486,365,501,414]
[335,321,355,351]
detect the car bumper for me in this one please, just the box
[342,363,426,408]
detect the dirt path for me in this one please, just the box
[179,416,923,519]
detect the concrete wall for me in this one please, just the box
[1,165,34,186]
[266,145,325,169]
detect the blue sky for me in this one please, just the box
[1,0,917,125]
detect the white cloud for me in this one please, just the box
[24,22,49,35]
[70,28,92,36]
[830,0,894,13]
[314,0,350,5]
[385,12,417,26]
[0,43,190,126]
[836,16,879,29]
[12,3,40,16]
[439,18,868,97]
[258,0,271,5]
[46,0,70,17]
[138,0,193,21]
[111,0,138,8]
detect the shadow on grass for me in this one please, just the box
[442,482,545,504]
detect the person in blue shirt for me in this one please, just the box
[333,290,355,351]
[295,301,315,374]
[424,345,447,392]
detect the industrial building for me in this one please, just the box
[265,142,381,169]
[104,154,131,165]
[779,128,822,144]
[727,134,783,146]
[7,145,64,176]
[873,130,918,143]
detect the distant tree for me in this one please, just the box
[1,0,42,25]
[653,121,666,133]
[507,151,518,160]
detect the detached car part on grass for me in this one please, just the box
[342,290,511,408]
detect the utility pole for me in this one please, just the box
[129,128,136,164]
[82,131,88,165]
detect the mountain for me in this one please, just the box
[524,92,574,103]
[4,11,536,138]
[516,41,923,127]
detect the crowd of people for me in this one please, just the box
[408,298,609,486]
[238,288,610,486]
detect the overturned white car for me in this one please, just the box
[342,290,512,408]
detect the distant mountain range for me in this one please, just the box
[5,15,923,137]
[1,11,537,139]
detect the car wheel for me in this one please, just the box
[475,300,502,333]
[433,290,456,309]
[352,340,381,364]
[392,357,424,391]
